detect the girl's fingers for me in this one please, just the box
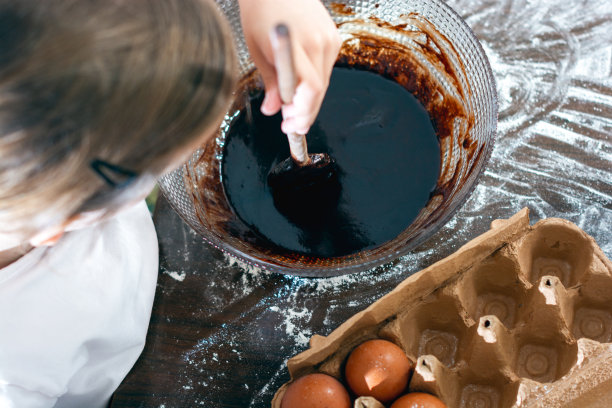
[323,30,342,82]
[261,83,282,116]
[249,44,283,116]
[280,45,325,134]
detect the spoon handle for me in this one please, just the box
[270,23,310,165]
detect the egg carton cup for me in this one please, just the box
[271,208,612,408]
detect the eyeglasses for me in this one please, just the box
[90,159,138,188]
[80,159,155,214]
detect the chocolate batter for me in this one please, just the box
[222,67,440,258]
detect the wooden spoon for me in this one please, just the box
[266,23,337,194]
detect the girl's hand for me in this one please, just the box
[238,0,342,135]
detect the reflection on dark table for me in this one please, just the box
[112,0,611,406]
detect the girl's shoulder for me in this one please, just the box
[0,200,159,406]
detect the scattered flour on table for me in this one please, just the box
[176,249,424,405]
[223,252,266,277]
[161,266,186,282]
[221,252,274,297]
[269,305,313,348]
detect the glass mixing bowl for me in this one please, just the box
[158,0,498,277]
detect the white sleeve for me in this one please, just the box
[53,342,148,408]
[0,201,158,408]
[0,385,57,408]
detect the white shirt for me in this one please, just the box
[0,202,158,408]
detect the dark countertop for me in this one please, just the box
[111,0,612,406]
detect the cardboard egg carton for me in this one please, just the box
[272,209,612,407]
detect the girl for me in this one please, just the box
[0,0,340,406]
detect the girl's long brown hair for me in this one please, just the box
[0,0,237,238]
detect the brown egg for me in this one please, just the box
[390,392,447,408]
[344,339,413,403]
[280,373,351,408]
